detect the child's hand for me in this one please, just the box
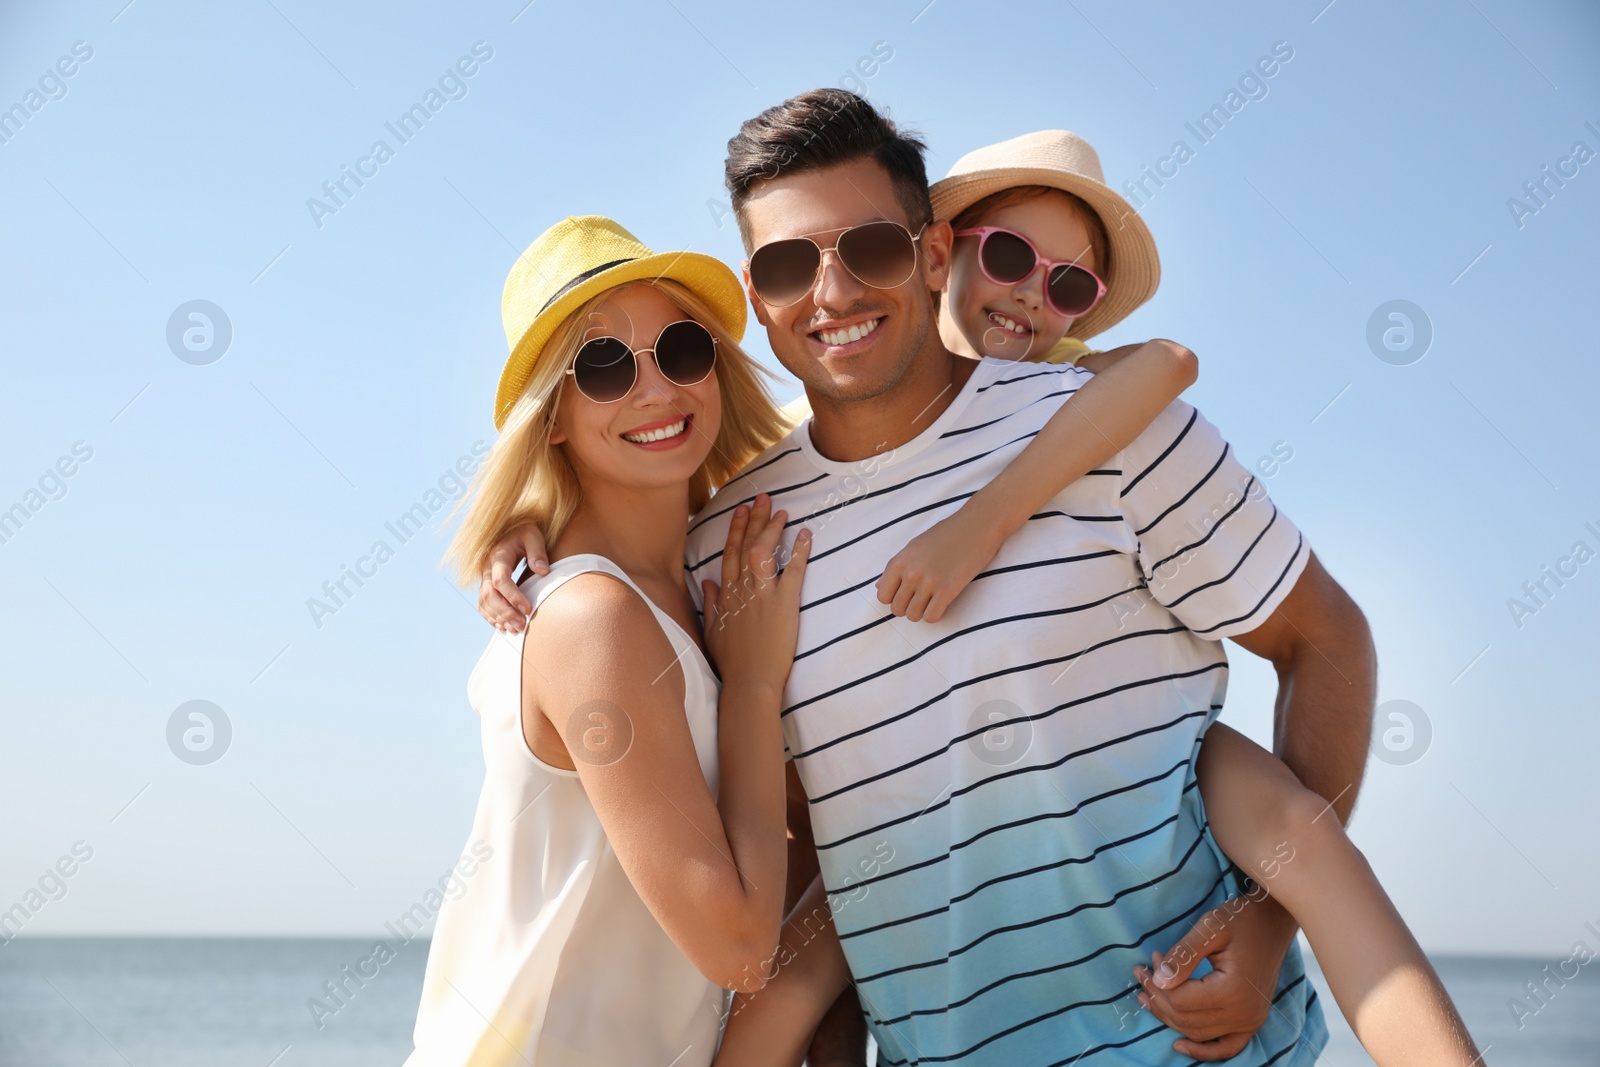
[478,524,550,633]
[876,510,997,624]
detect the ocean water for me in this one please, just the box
[0,939,1594,1065]
[1303,954,1599,1067]
[0,938,425,1067]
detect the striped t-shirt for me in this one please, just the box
[684,357,1326,1066]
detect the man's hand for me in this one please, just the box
[1133,893,1299,1061]
[477,525,549,633]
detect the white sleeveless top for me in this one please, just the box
[405,553,730,1067]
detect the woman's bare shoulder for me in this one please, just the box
[524,571,675,681]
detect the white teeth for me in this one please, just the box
[818,318,880,347]
[622,417,688,444]
[990,312,1027,335]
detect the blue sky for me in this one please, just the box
[1,0,1596,957]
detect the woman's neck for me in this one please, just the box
[553,477,691,584]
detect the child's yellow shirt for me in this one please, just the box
[1027,335,1095,365]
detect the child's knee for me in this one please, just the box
[1276,775,1338,833]
[1257,780,1355,886]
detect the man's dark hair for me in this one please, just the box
[724,89,932,247]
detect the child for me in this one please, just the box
[716,130,1482,1067]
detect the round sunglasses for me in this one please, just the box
[565,319,718,404]
[747,220,928,308]
[953,226,1107,318]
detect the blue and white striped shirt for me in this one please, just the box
[685,358,1325,1065]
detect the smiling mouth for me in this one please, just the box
[621,415,691,444]
[988,311,1031,336]
[813,317,883,347]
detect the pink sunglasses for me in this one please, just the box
[953,226,1107,318]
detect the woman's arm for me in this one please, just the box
[876,339,1198,623]
[712,874,854,1067]
[526,497,810,991]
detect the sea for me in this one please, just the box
[0,939,1594,1065]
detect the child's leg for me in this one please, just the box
[712,874,853,1067]
[1192,724,1481,1067]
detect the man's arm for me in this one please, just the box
[1230,550,1376,823]
[1111,399,1377,819]
[782,761,869,1067]
[1079,398,1377,1059]
[805,986,869,1067]
[1137,552,1376,1060]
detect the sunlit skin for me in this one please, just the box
[476,176,1472,1067]
[938,190,1098,362]
[515,278,808,996]
[740,156,967,463]
[547,283,723,632]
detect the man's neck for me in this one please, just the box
[806,344,979,464]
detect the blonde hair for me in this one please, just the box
[446,279,791,584]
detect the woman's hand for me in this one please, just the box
[702,493,811,694]
[478,525,550,633]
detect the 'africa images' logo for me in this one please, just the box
[305,42,493,230]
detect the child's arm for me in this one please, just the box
[711,874,855,1067]
[876,339,1198,623]
[1074,341,1151,376]
[1137,725,1481,1066]
[479,525,549,633]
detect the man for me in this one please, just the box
[485,90,1374,1065]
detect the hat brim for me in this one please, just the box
[930,167,1160,342]
[494,250,748,429]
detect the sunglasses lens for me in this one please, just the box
[573,337,635,403]
[1047,265,1102,317]
[978,229,1037,284]
[655,321,718,386]
[750,239,821,306]
[837,221,917,288]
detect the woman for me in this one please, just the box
[404,215,813,1067]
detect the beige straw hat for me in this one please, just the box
[929,130,1160,342]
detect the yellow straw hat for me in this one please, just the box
[929,130,1160,343]
[495,215,748,429]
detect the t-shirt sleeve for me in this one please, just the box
[1116,401,1309,640]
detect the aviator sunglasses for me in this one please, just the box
[566,319,718,404]
[953,226,1108,318]
[747,220,928,307]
